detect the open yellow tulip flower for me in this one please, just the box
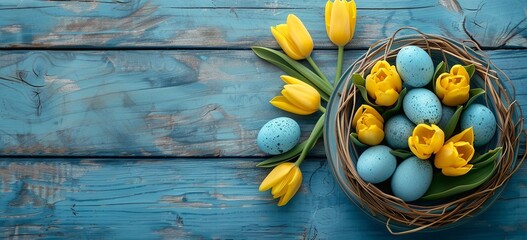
[352,104,384,145]
[259,162,303,206]
[434,128,475,176]
[436,64,471,106]
[325,0,357,47]
[270,75,321,115]
[270,14,314,60]
[365,60,403,106]
[408,124,445,159]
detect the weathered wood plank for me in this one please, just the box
[0,158,525,239]
[0,0,525,49]
[0,49,524,157]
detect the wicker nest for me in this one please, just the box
[330,28,526,234]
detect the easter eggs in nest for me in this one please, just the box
[324,33,523,233]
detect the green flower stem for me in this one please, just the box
[334,46,344,86]
[295,113,325,167]
[318,105,326,113]
[306,56,330,84]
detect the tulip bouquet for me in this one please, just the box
[254,0,356,206]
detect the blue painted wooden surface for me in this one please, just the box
[0,0,526,239]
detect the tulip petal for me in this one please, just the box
[282,85,320,112]
[451,65,470,80]
[281,75,307,86]
[352,104,384,128]
[442,85,470,106]
[357,124,384,145]
[286,14,313,58]
[259,162,295,191]
[434,142,457,168]
[325,1,333,35]
[328,0,351,46]
[348,0,357,40]
[442,164,473,176]
[270,25,304,60]
[454,141,475,162]
[430,124,445,153]
[447,127,474,145]
[375,88,399,106]
[278,167,302,206]
[270,96,314,115]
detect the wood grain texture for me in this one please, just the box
[0,0,525,49]
[0,158,525,239]
[0,50,524,157]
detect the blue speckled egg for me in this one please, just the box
[357,145,397,184]
[257,117,300,155]
[385,115,416,149]
[437,106,455,129]
[460,104,497,147]
[391,156,433,202]
[396,46,435,87]
[403,88,442,124]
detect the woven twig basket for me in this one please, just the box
[327,28,526,234]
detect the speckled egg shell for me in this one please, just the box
[396,46,435,87]
[357,145,397,184]
[403,88,442,125]
[391,156,433,202]
[460,104,497,147]
[437,106,455,129]
[385,115,416,149]
[257,117,301,155]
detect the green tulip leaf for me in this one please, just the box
[382,88,408,120]
[256,141,308,168]
[472,147,502,169]
[432,61,446,90]
[464,64,476,78]
[444,105,463,139]
[251,46,333,97]
[465,88,485,108]
[390,149,414,159]
[421,159,497,201]
[351,74,382,111]
[252,47,331,101]
[350,132,368,148]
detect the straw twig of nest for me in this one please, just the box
[330,27,527,234]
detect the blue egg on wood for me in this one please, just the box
[460,104,497,147]
[357,145,397,184]
[396,46,435,87]
[257,117,301,155]
[391,156,433,202]
[384,114,415,149]
[403,88,442,125]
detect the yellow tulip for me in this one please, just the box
[408,124,445,159]
[325,0,357,46]
[259,162,303,206]
[434,128,475,176]
[270,75,321,115]
[365,60,403,106]
[270,14,314,60]
[435,65,470,106]
[352,105,384,145]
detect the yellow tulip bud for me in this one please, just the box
[408,124,445,159]
[270,75,321,115]
[434,127,475,176]
[352,104,384,145]
[259,162,303,206]
[271,14,314,60]
[435,65,470,106]
[365,60,403,106]
[325,0,357,46]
